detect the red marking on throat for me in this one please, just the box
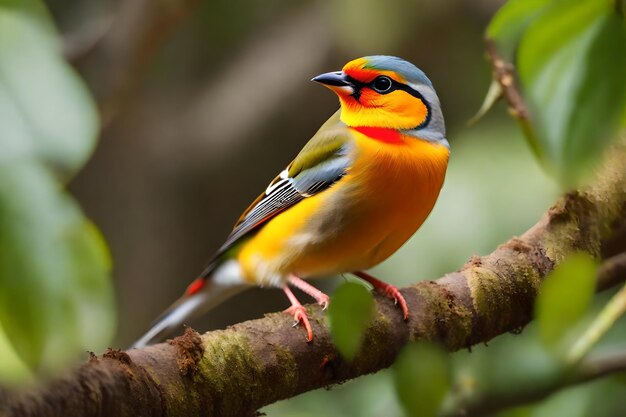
[186,277,205,295]
[353,126,404,145]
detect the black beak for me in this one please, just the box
[311,71,352,87]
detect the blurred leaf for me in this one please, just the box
[536,253,597,351]
[0,0,113,379]
[328,282,374,360]
[518,0,611,83]
[468,79,502,126]
[0,0,98,178]
[0,322,32,385]
[0,162,115,374]
[518,0,626,186]
[393,343,450,417]
[486,0,549,60]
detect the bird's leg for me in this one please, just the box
[288,275,330,309]
[283,286,314,342]
[354,271,409,320]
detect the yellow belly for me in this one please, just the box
[237,132,449,286]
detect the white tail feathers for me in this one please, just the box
[132,291,208,348]
[132,260,248,348]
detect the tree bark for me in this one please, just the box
[2,139,625,417]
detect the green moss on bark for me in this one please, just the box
[467,263,541,335]
[409,282,473,349]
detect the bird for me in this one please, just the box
[133,55,450,348]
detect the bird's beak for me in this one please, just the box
[311,71,354,95]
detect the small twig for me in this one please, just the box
[597,252,626,291]
[484,38,543,159]
[575,349,626,383]
[568,279,626,364]
[484,39,529,120]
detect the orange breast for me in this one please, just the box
[237,131,449,285]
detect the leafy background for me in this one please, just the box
[1,0,625,415]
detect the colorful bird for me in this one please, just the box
[133,55,449,347]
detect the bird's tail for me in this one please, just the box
[132,260,247,348]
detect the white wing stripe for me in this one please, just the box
[265,178,288,196]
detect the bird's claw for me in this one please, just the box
[384,286,409,321]
[354,272,410,321]
[318,294,330,310]
[285,305,314,342]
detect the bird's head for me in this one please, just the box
[312,56,445,142]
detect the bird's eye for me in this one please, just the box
[371,76,393,93]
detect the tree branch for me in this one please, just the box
[443,251,626,417]
[597,252,626,291]
[3,138,625,416]
[444,350,626,417]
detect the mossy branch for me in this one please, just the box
[2,141,625,417]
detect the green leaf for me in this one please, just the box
[536,253,597,351]
[518,0,626,186]
[393,343,451,417]
[0,162,115,374]
[486,0,550,60]
[0,0,99,178]
[0,0,113,379]
[468,79,502,126]
[328,282,374,360]
[0,322,32,385]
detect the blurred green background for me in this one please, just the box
[1,0,625,415]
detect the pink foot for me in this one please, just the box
[354,271,409,320]
[288,275,330,309]
[283,287,314,342]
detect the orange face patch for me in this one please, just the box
[357,87,385,106]
[338,89,429,130]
